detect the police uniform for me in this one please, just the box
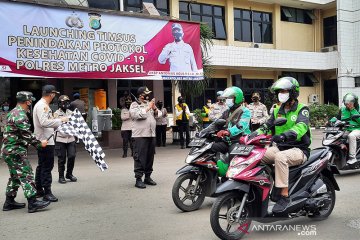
[33,85,62,201]
[54,104,77,183]
[2,91,50,213]
[121,100,133,158]
[158,23,198,72]
[247,93,269,131]
[130,87,162,188]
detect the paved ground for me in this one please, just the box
[0,130,360,240]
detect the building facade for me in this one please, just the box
[1,0,358,113]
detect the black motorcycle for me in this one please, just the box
[323,114,360,171]
[172,119,230,212]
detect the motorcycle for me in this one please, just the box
[172,119,231,212]
[323,114,360,170]
[210,118,340,240]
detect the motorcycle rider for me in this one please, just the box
[211,86,251,175]
[257,77,311,213]
[332,93,360,165]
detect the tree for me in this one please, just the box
[175,23,214,98]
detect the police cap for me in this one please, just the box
[42,85,60,95]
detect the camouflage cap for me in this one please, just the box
[16,91,36,102]
[59,95,70,102]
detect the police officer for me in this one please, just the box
[121,98,133,158]
[54,95,77,184]
[33,85,68,202]
[158,23,198,72]
[130,87,162,189]
[2,91,50,213]
[257,77,311,213]
[209,91,228,121]
[175,96,191,149]
[247,92,269,131]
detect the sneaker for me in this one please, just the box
[135,178,146,189]
[347,158,357,165]
[273,195,290,213]
[144,177,157,186]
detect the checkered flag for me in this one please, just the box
[56,109,108,171]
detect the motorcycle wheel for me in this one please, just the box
[171,173,206,212]
[308,176,336,220]
[210,192,252,240]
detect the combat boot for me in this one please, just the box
[36,188,45,198]
[135,178,146,189]
[43,187,58,202]
[27,197,50,213]
[66,173,77,182]
[58,172,66,184]
[2,196,26,211]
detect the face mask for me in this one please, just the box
[3,106,9,111]
[226,98,234,108]
[252,97,259,102]
[125,104,131,109]
[173,32,183,41]
[179,99,184,104]
[60,102,70,110]
[158,104,163,109]
[207,103,211,107]
[278,93,290,103]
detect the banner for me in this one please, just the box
[0,1,203,80]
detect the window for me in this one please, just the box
[125,0,169,16]
[355,77,360,87]
[282,72,315,87]
[187,79,227,110]
[281,7,314,24]
[117,80,145,108]
[234,9,272,43]
[179,2,226,39]
[323,16,337,47]
[163,80,172,112]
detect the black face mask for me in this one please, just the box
[158,104,163,109]
[59,102,70,111]
[173,32,183,41]
[178,99,184,104]
[125,104,131,109]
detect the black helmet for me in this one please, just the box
[16,91,36,102]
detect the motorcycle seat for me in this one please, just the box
[289,148,328,172]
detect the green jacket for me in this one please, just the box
[339,107,360,131]
[1,105,40,157]
[259,101,311,158]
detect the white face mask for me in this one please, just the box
[226,98,234,108]
[278,92,290,103]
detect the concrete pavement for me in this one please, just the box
[0,130,360,240]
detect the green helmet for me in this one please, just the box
[221,87,244,105]
[271,77,300,99]
[343,93,358,104]
[16,91,36,102]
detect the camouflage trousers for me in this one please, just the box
[3,153,37,199]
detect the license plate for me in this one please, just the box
[188,138,206,147]
[230,144,254,156]
[324,127,339,133]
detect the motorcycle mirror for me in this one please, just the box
[274,118,287,126]
[351,114,360,121]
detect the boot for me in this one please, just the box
[58,172,66,184]
[28,196,50,213]
[43,187,58,202]
[66,173,77,182]
[122,149,127,158]
[3,196,26,211]
[135,178,146,189]
[144,177,157,186]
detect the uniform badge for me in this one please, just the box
[291,115,297,122]
[302,109,309,118]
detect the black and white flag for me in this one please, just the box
[56,109,108,171]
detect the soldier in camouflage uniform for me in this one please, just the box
[1,91,51,213]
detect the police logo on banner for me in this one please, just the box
[88,13,101,30]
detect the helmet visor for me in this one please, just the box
[271,78,294,93]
